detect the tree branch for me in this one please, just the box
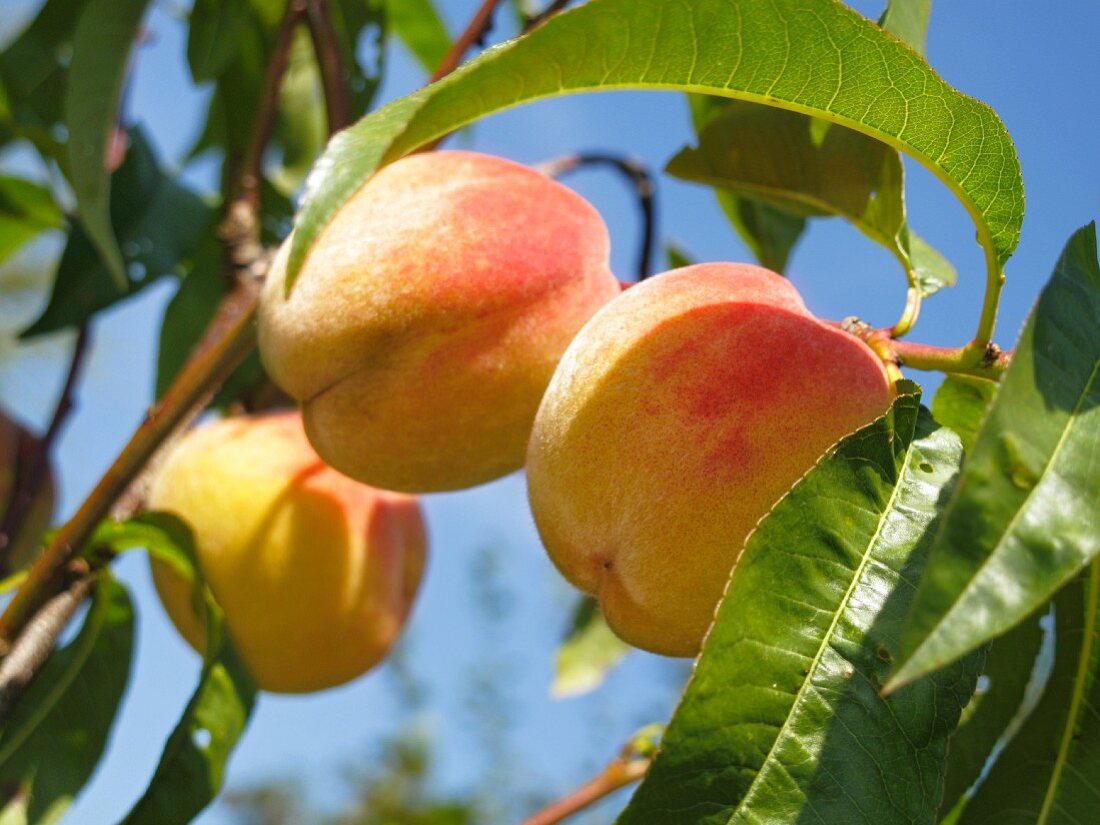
[536,152,657,281]
[238,0,309,213]
[518,755,650,825]
[430,0,504,83]
[0,326,90,577]
[305,0,352,132]
[521,0,573,32]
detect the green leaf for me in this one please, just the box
[288,0,1022,290]
[665,241,696,270]
[187,0,252,83]
[714,189,805,274]
[889,223,1100,690]
[618,388,982,824]
[667,101,956,294]
[0,177,62,267]
[551,596,630,699]
[64,0,152,291]
[385,0,452,75]
[0,576,134,825]
[879,0,931,55]
[111,513,258,825]
[931,375,998,454]
[22,129,212,338]
[938,610,1046,819]
[953,562,1100,824]
[0,0,89,159]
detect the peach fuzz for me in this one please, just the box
[148,411,426,694]
[259,150,621,493]
[527,263,895,656]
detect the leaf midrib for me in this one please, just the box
[905,340,1100,677]
[729,438,914,821]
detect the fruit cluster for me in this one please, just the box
[151,150,893,692]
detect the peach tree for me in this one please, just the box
[0,0,1096,823]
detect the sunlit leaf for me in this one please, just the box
[954,562,1100,824]
[551,596,630,699]
[0,576,133,825]
[890,223,1100,689]
[619,388,981,824]
[0,177,62,267]
[879,0,931,55]
[288,0,1022,290]
[931,375,998,454]
[64,0,151,290]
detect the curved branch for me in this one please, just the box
[536,152,657,281]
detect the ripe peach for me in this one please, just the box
[0,410,54,571]
[148,411,426,693]
[527,263,895,656]
[258,150,620,493]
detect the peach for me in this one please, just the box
[0,410,54,572]
[527,263,895,656]
[258,150,620,493]
[148,411,426,693]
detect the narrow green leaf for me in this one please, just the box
[112,513,257,825]
[385,0,452,75]
[551,596,630,699]
[879,0,931,55]
[0,0,88,138]
[288,0,1022,289]
[890,223,1100,690]
[64,0,151,291]
[0,576,134,825]
[667,102,956,293]
[931,375,998,454]
[939,611,1046,818]
[22,129,212,338]
[0,177,62,266]
[618,388,982,824]
[665,241,697,270]
[187,0,252,83]
[713,189,805,274]
[954,562,1100,824]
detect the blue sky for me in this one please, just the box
[1,1,1098,822]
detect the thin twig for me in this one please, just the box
[521,0,572,32]
[536,153,657,281]
[0,325,91,578]
[305,0,352,131]
[518,756,650,825]
[430,0,504,83]
[238,0,308,212]
[0,573,94,721]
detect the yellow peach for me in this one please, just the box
[148,411,426,693]
[258,150,620,493]
[527,263,895,656]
